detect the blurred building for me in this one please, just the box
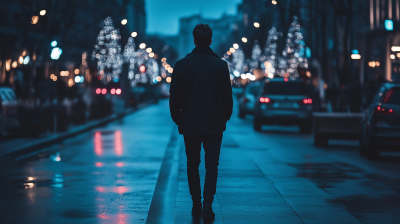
[362,0,400,84]
[167,14,239,59]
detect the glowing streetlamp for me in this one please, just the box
[40,10,46,16]
[254,22,260,28]
[131,32,137,37]
[121,19,127,25]
[31,16,39,24]
[242,37,248,43]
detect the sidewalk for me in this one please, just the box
[168,126,362,223]
[0,100,154,158]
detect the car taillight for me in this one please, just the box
[259,97,270,103]
[374,106,395,115]
[111,88,116,94]
[96,88,101,94]
[242,98,250,103]
[302,98,312,104]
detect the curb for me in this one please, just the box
[2,100,155,159]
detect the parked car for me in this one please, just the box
[360,83,400,159]
[238,81,261,118]
[0,87,20,136]
[253,78,313,132]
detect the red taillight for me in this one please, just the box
[259,97,270,103]
[101,88,107,95]
[374,106,395,115]
[116,88,121,95]
[111,88,116,94]
[242,98,250,103]
[302,98,312,104]
[96,88,101,94]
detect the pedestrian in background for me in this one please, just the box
[169,24,233,220]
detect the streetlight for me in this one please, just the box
[233,43,239,49]
[40,10,46,16]
[242,37,248,43]
[254,22,260,28]
[131,32,137,37]
[121,19,127,25]
[272,0,277,5]
[146,48,152,53]
[139,43,146,49]
[31,16,39,24]
[51,47,62,60]
[351,49,361,59]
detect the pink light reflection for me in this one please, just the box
[94,132,102,156]
[116,162,124,167]
[95,186,105,193]
[117,213,127,224]
[95,162,104,167]
[114,131,123,156]
[113,186,128,194]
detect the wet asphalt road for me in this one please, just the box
[1,99,400,224]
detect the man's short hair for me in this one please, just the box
[193,24,212,45]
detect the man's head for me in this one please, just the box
[193,24,212,46]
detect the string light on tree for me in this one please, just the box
[92,17,123,84]
[281,16,307,79]
[261,27,282,78]
[131,32,137,37]
[250,40,262,71]
[123,37,137,86]
[242,37,248,43]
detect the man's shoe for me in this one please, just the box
[202,202,215,220]
[192,203,202,217]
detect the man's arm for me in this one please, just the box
[222,63,233,121]
[169,61,183,125]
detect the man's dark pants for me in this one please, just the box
[183,134,223,204]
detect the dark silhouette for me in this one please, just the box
[169,24,233,220]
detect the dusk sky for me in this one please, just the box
[146,0,243,35]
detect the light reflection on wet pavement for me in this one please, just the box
[0,99,400,223]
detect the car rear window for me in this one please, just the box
[247,85,259,95]
[383,88,400,105]
[263,82,308,95]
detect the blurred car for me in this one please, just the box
[0,87,20,136]
[238,81,261,118]
[253,78,313,132]
[360,83,400,159]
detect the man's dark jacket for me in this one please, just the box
[169,45,233,135]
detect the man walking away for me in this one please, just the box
[169,24,233,220]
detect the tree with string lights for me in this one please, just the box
[281,16,308,79]
[123,37,137,86]
[92,17,123,84]
[261,27,282,78]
